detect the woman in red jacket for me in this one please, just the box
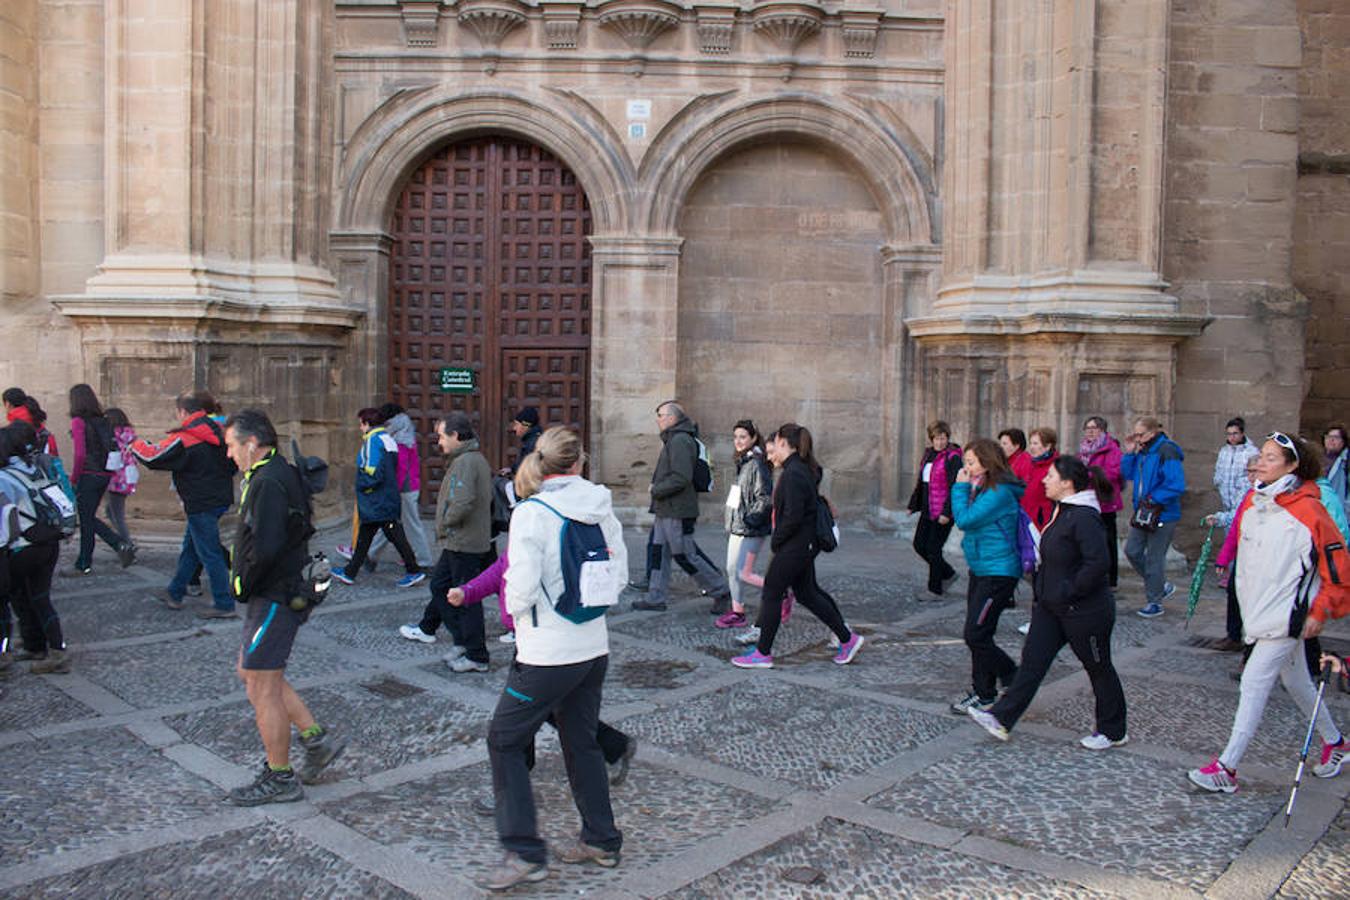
[1021,427,1059,531]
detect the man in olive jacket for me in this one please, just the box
[402,412,495,672]
[634,401,732,613]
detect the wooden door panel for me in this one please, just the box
[389,137,592,503]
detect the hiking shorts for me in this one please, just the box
[240,599,302,671]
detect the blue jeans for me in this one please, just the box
[168,507,232,610]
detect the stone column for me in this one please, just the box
[880,243,940,515]
[0,0,38,309]
[916,0,1205,454]
[587,234,683,514]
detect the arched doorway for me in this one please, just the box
[388,136,593,503]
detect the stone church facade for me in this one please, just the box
[1,0,1345,520]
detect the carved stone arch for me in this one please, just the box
[638,93,936,245]
[337,88,635,235]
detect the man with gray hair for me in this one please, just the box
[633,401,732,613]
[399,411,495,672]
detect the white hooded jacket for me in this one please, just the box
[503,474,627,666]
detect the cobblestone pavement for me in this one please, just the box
[1,522,1348,898]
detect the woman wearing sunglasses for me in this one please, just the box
[1188,432,1350,793]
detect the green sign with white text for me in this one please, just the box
[438,367,475,393]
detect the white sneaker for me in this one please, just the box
[398,624,435,644]
[968,706,1009,742]
[1017,622,1031,635]
[448,655,489,673]
[1079,733,1129,751]
[498,632,516,644]
[442,645,467,663]
[734,626,761,646]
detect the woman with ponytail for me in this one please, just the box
[968,456,1128,750]
[730,423,862,669]
[480,427,625,890]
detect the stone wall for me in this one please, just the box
[676,140,886,507]
[1296,0,1350,435]
[1165,0,1306,532]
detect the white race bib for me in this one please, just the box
[40,483,75,518]
[724,484,742,509]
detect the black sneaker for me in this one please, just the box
[709,594,731,616]
[631,598,667,612]
[154,589,185,611]
[627,580,650,592]
[227,764,303,806]
[298,728,347,785]
[116,541,137,569]
[608,737,637,787]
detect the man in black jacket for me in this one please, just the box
[132,392,238,618]
[633,401,731,613]
[222,409,344,806]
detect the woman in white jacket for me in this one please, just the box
[1188,432,1350,794]
[481,427,626,891]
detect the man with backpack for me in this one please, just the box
[0,421,75,674]
[221,409,344,806]
[132,392,238,618]
[633,401,731,613]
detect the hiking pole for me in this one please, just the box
[1184,522,1216,631]
[1284,660,1334,828]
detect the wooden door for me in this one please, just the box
[388,137,592,505]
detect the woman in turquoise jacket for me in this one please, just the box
[949,438,1026,714]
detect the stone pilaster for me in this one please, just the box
[587,234,683,511]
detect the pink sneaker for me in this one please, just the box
[833,632,864,665]
[1187,757,1238,793]
[781,589,795,623]
[715,611,748,629]
[335,545,354,561]
[731,649,773,669]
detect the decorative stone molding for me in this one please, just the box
[457,0,528,73]
[458,0,527,50]
[750,1,824,54]
[597,0,682,52]
[399,0,443,47]
[840,9,882,59]
[540,1,583,49]
[694,4,738,55]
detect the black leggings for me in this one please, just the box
[345,520,419,577]
[992,600,1126,741]
[755,546,850,656]
[9,542,63,653]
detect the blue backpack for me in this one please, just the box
[520,498,623,624]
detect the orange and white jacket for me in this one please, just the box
[1233,480,1350,641]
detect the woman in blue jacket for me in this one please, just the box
[332,407,424,588]
[949,438,1024,713]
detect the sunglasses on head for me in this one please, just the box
[1267,431,1299,463]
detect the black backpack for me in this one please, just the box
[285,440,331,614]
[490,474,514,536]
[692,437,714,493]
[815,495,839,553]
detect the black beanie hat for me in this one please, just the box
[512,406,539,427]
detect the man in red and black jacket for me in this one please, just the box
[133,392,238,618]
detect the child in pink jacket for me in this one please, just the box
[449,549,515,641]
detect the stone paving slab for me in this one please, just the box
[324,755,781,897]
[666,816,1119,899]
[57,588,204,644]
[0,671,98,733]
[1276,804,1350,899]
[611,605,829,662]
[867,732,1282,891]
[777,628,1073,706]
[1025,674,1328,770]
[620,676,959,789]
[75,628,369,710]
[166,679,491,779]
[310,595,511,661]
[0,726,223,865]
[0,819,415,899]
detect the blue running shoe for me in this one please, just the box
[397,571,427,588]
[330,566,355,585]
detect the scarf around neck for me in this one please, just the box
[1079,433,1109,461]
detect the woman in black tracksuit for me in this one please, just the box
[731,423,861,668]
[967,456,1128,749]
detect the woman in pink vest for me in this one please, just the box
[908,420,964,597]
